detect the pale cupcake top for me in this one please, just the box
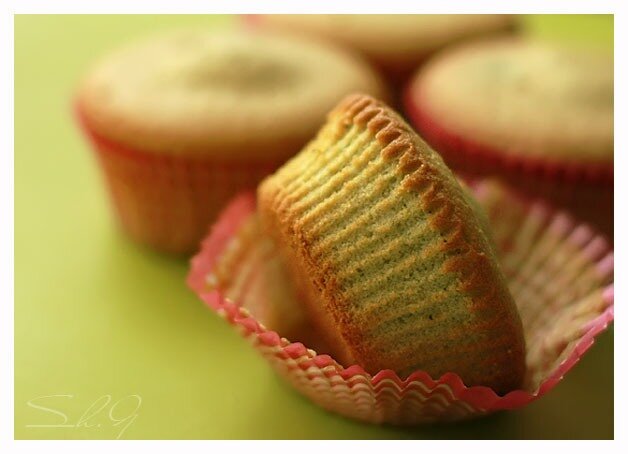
[259,14,515,73]
[409,39,614,163]
[76,28,386,159]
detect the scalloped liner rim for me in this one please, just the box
[187,189,614,412]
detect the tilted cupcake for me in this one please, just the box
[252,14,517,81]
[189,178,613,423]
[75,28,387,254]
[257,94,526,394]
[405,39,613,237]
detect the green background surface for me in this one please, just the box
[15,14,614,439]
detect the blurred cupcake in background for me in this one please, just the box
[250,14,517,84]
[75,27,387,254]
[404,39,613,237]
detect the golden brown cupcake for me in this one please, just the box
[75,28,387,254]
[258,94,526,394]
[253,14,517,80]
[404,38,613,237]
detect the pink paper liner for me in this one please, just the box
[74,104,284,255]
[187,182,613,424]
[242,14,261,27]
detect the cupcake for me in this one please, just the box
[75,28,387,254]
[404,39,613,237]
[257,94,526,394]
[252,14,517,81]
[188,177,613,424]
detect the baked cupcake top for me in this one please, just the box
[408,39,614,163]
[258,94,526,394]
[258,14,515,74]
[76,28,386,159]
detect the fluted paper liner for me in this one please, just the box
[187,180,613,424]
[75,106,284,254]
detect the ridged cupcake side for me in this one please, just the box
[258,94,526,394]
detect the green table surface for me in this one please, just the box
[15,14,614,439]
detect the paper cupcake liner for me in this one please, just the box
[75,107,284,255]
[403,87,614,237]
[187,181,613,424]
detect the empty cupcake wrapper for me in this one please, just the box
[75,107,284,254]
[403,88,614,237]
[187,180,613,424]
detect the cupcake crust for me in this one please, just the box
[259,94,526,394]
[407,39,614,164]
[76,28,386,159]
